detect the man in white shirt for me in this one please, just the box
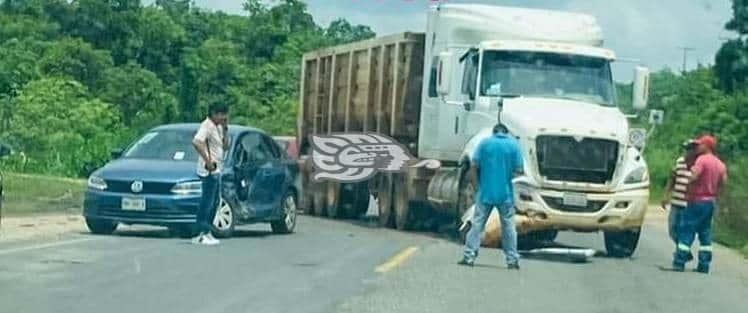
[191,103,229,245]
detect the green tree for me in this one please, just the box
[38,38,114,90]
[99,63,178,129]
[6,78,121,176]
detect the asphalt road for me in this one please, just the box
[1,211,747,313]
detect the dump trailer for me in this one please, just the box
[298,4,653,257]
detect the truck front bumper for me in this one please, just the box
[514,185,649,232]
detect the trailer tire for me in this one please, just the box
[604,228,641,258]
[375,174,394,228]
[338,182,370,219]
[393,172,414,230]
[312,181,327,217]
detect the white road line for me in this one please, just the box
[0,237,100,256]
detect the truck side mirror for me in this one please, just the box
[437,51,453,96]
[632,66,650,110]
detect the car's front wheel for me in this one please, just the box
[85,218,118,235]
[211,198,235,238]
[271,193,297,234]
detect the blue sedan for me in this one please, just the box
[83,124,299,238]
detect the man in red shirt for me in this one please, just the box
[672,135,727,273]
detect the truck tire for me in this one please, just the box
[337,182,370,219]
[312,181,327,216]
[393,172,414,230]
[604,229,641,258]
[457,168,477,223]
[326,182,341,218]
[375,174,394,228]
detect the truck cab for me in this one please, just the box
[419,4,651,256]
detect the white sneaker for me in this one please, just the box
[202,233,220,245]
[191,233,206,245]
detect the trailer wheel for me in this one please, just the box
[393,172,414,230]
[312,181,327,216]
[338,182,370,219]
[326,182,341,218]
[375,174,394,228]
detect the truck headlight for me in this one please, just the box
[171,181,202,195]
[87,176,108,190]
[624,167,649,184]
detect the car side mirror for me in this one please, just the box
[632,66,650,111]
[111,148,123,159]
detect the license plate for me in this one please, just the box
[121,197,146,211]
[562,192,588,207]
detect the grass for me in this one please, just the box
[1,172,85,216]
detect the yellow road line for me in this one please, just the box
[375,246,419,273]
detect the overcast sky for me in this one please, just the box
[187,0,733,81]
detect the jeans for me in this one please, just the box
[668,205,686,244]
[464,200,519,266]
[673,200,715,271]
[196,174,220,234]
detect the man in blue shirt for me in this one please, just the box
[459,123,524,269]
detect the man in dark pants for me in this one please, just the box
[191,104,229,245]
[458,123,524,269]
[672,135,727,273]
[661,140,697,259]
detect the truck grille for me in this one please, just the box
[542,196,608,213]
[536,136,618,184]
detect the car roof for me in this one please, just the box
[151,123,263,136]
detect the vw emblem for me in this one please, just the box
[131,181,143,193]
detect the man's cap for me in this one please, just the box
[694,135,717,151]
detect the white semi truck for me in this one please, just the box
[297,4,651,257]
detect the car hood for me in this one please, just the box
[94,158,199,182]
[501,97,628,143]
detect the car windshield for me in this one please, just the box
[480,50,616,106]
[123,130,199,161]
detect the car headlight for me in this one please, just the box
[88,176,107,190]
[171,181,202,195]
[624,167,649,184]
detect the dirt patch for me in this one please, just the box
[0,214,86,242]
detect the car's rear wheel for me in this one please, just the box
[604,228,641,258]
[271,193,297,234]
[85,218,118,235]
[211,198,235,238]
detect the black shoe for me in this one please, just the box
[695,266,710,274]
[457,258,474,267]
[508,263,520,270]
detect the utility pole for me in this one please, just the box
[678,47,695,73]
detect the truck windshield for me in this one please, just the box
[480,50,616,106]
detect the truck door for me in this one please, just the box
[437,50,477,157]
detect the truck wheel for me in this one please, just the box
[393,172,414,230]
[457,170,477,223]
[375,174,394,228]
[312,181,327,216]
[604,229,641,258]
[85,218,118,235]
[326,182,341,218]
